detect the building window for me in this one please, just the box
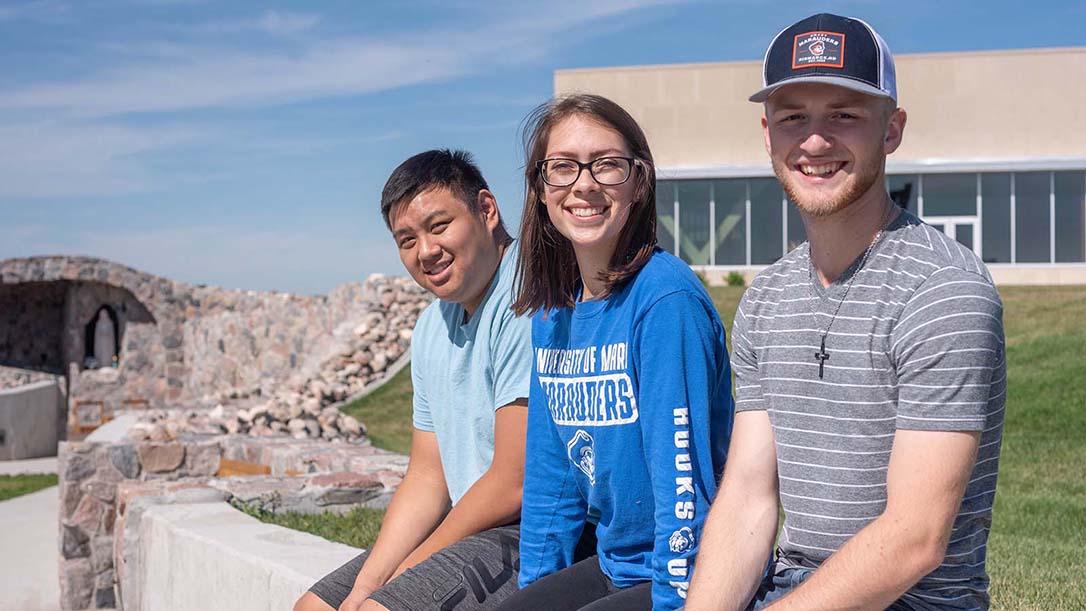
[1054,171,1086,263]
[1015,171,1052,263]
[677,181,712,265]
[786,203,806,252]
[923,173,978,217]
[888,174,918,213]
[657,168,1084,269]
[656,181,676,256]
[981,173,1012,263]
[713,179,747,265]
[750,178,784,264]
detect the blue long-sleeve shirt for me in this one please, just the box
[519,250,734,610]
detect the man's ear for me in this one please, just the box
[884,107,907,155]
[761,114,772,155]
[476,189,501,232]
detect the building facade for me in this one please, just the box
[555,47,1086,284]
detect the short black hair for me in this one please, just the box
[380,149,491,229]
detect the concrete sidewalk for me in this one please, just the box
[0,455,58,476]
[0,485,59,610]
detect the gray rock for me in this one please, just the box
[301,398,321,416]
[63,451,97,482]
[338,415,362,437]
[96,584,117,608]
[287,402,304,419]
[107,444,141,477]
[61,524,90,558]
[371,352,388,373]
[90,535,114,573]
[60,557,94,610]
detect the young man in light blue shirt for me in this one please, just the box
[295,150,534,611]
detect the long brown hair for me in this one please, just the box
[512,94,657,316]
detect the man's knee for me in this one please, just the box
[359,600,390,611]
[294,591,335,611]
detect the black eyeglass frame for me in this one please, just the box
[535,156,639,187]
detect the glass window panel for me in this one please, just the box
[786,200,806,252]
[981,173,1011,263]
[750,178,784,264]
[712,179,747,265]
[954,223,975,251]
[656,181,676,255]
[1054,171,1085,263]
[1015,172,1051,263]
[887,174,918,213]
[677,181,712,265]
[923,173,977,217]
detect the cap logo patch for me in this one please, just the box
[792,31,845,69]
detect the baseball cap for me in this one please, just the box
[749,13,897,103]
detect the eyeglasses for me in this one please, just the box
[537,156,636,187]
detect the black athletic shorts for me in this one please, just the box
[309,525,522,611]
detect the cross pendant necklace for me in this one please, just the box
[809,209,893,379]
[814,336,830,378]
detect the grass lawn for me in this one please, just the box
[339,364,415,455]
[0,473,58,502]
[260,285,1085,608]
[237,503,385,550]
[984,286,1086,609]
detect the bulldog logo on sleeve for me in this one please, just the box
[566,429,596,485]
[668,526,696,553]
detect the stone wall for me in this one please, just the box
[4,256,432,607]
[0,281,66,373]
[0,257,430,434]
[57,436,407,609]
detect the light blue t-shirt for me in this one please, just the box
[410,244,533,504]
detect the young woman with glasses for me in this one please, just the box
[499,94,734,611]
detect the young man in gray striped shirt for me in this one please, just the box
[686,14,1005,611]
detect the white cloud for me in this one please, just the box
[0,0,688,117]
[0,40,470,116]
[0,0,690,199]
[253,10,321,35]
[0,120,206,197]
[188,10,322,36]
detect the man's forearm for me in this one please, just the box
[685,488,779,611]
[397,467,522,570]
[356,470,451,587]
[765,513,943,611]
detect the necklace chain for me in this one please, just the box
[809,205,897,378]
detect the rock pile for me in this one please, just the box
[127,275,432,443]
[127,402,366,443]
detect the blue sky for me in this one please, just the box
[3,0,1083,294]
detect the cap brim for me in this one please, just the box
[749,75,894,103]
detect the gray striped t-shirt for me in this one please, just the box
[733,211,1005,610]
